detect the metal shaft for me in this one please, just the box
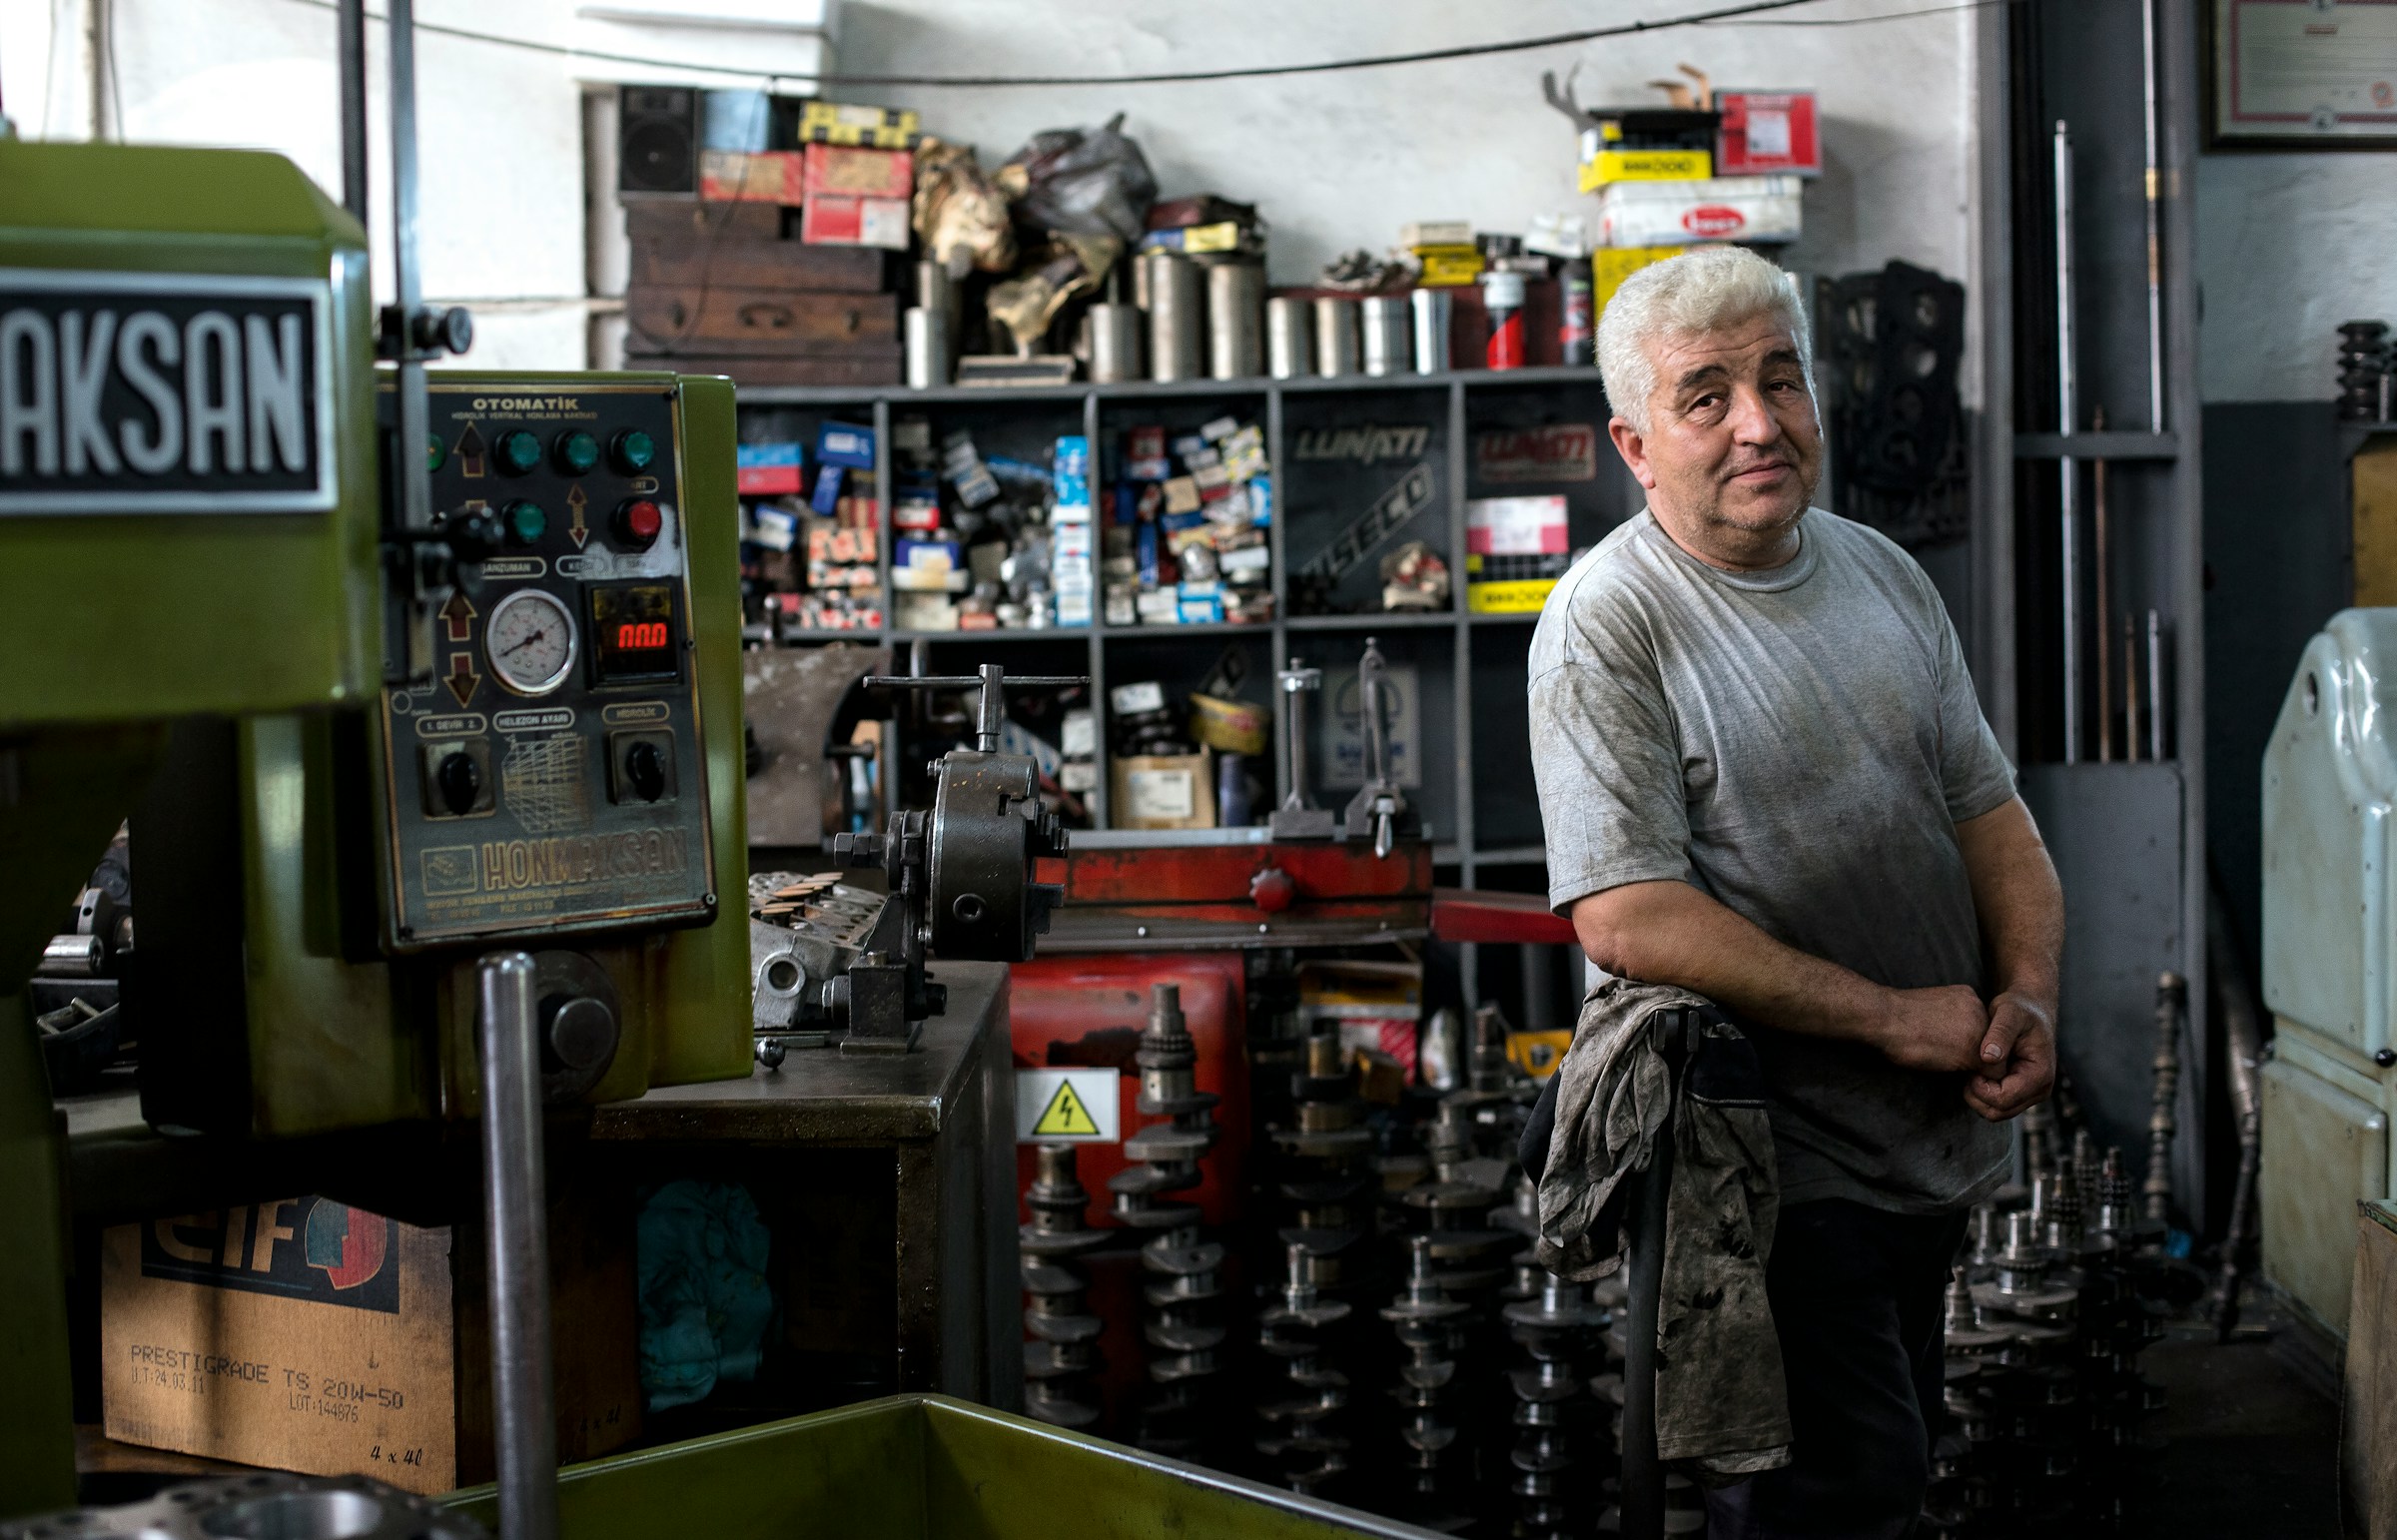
[1278,661,1317,813]
[2140,0,2166,431]
[338,0,369,223]
[477,953,558,1540]
[2054,121,2080,765]
[1621,1088,1674,1540]
[2147,609,2166,761]
[975,663,1004,753]
[2093,405,2112,763]
[2123,613,2141,763]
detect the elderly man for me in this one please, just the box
[1529,245,2062,1537]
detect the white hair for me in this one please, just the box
[1596,246,1815,435]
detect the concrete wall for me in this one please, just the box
[840,0,1981,296]
[2199,152,2397,403]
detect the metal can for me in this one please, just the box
[1313,297,1360,378]
[1561,267,1594,367]
[904,306,950,388]
[1410,289,1452,375]
[1482,271,1527,372]
[1088,302,1143,383]
[1146,251,1203,383]
[1206,262,1263,380]
[1360,296,1410,377]
[1267,297,1313,379]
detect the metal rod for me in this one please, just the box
[476,952,557,1540]
[390,0,427,538]
[2093,405,2112,763]
[2140,0,2167,431]
[2147,609,2166,762]
[1621,1065,1674,1540]
[2053,121,2080,765]
[338,0,369,224]
[2123,613,2141,763]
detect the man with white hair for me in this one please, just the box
[1529,245,2062,1536]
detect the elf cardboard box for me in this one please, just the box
[101,1188,637,1495]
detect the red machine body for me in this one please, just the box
[1008,953,1248,1229]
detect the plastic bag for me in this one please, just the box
[994,113,1158,246]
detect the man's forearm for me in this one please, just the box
[1571,879,1889,1044]
[1955,797,2064,1010]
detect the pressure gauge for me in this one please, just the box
[485,588,577,696]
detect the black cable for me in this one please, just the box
[265,0,1996,91]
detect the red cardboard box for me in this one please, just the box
[801,143,914,201]
[700,149,804,205]
[1717,91,1821,177]
[800,194,910,251]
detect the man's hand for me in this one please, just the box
[1964,992,2056,1122]
[1868,985,1990,1074]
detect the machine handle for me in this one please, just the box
[865,667,1091,754]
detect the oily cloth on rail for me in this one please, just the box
[1533,977,1791,1480]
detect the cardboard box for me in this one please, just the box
[1595,176,1802,248]
[797,101,922,149]
[1717,91,1821,177]
[700,149,803,206]
[1594,246,1690,314]
[800,194,910,251]
[1298,959,1423,1078]
[1112,751,1215,830]
[736,441,805,495]
[101,1190,637,1495]
[1577,144,1713,193]
[801,143,914,201]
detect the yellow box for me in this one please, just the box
[1578,148,1713,194]
[1508,1029,1573,1080]
[1594,245,1690,313]
[797,101,922,148]
[1467,578,1560,613]
[1417,251,1486,287]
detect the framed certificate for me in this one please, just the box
[2209,0,2397,147]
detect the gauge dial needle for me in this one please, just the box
[502,628,547,657]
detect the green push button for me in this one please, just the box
[555,429,600,475]
[504,499,547,544]
[611,428,657,474]
[426,433,446,472]
[494,429,542,475]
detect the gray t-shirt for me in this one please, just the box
[1528,507,2016,1214]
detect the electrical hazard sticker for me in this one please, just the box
[1015,1068,1120,1144]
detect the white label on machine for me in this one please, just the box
[1017,1069,1120,1144]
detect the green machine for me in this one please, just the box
[0,131,749,1519]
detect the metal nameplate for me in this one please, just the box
[0,268,336,514]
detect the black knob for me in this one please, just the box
[435,751,480,816]
[438,505,503,560]
[2376,1049,2395,1068]
[544,995,619,1074]
[625,741,666,803]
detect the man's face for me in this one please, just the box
[1608,312,1823,546]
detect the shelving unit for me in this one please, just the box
[737,364,1625,1009]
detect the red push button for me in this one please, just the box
[614,498,663,549]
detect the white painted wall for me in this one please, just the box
[838,0,1980,297]
[2198,151,2397,402]
[4,0,1983,376]
[0,0,827,370]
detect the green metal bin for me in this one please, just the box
[446,1395,1444,1539]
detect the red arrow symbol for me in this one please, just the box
[443,651,480,707]
[438,590,477,643]
[567,483,589,549]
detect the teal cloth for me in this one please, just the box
[636,1179,774,1411]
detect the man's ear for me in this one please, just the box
[1608,415,1658,491]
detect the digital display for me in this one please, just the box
[587,582,681,684]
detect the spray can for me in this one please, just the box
[1409,288,1452,375]
[1560,267,1594,367]
[1482,270,1526,371]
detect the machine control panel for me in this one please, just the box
[378,381,715,951]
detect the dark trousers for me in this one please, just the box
[1703,1198,1969,1540]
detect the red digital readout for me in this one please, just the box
[616,620,669,650]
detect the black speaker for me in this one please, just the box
[618,85,697,198]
